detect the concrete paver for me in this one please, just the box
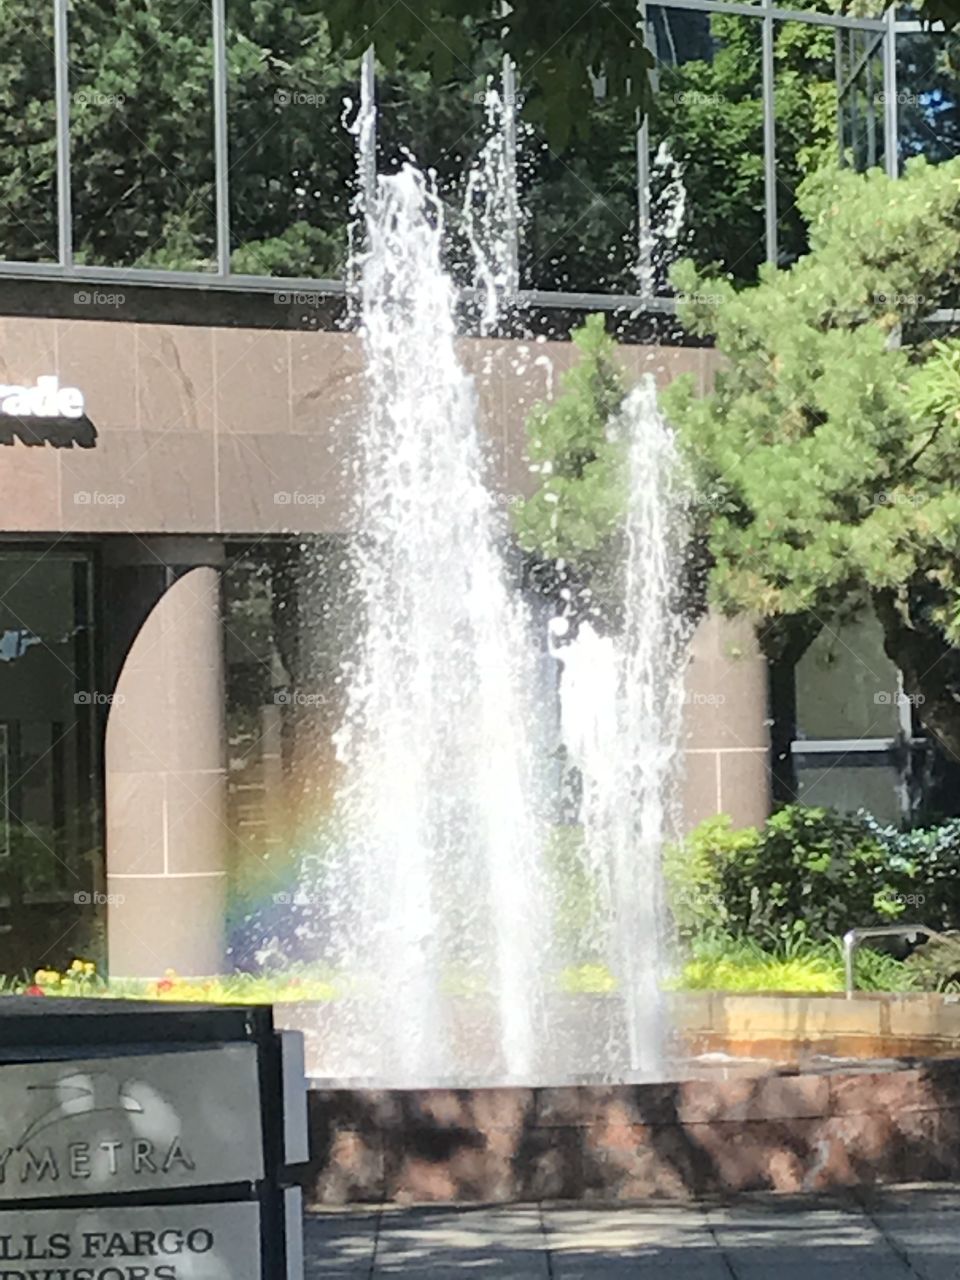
[544,1206,730,1278]
[304,1185,960,1278]
[706,1199,917,1278]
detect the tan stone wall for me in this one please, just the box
[680,613,771,832]
[0,315,712,534]
[0,314,767,837]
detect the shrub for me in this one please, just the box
[663,814,758,940]
[863,815,960,931]
[720,806,910,943]
[668,804,930,945]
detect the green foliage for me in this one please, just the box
[546,824,603,964]
[904,934,960,991]
[516,315,627,559]
[664,157,960,756]
[666,805,957,945]
[722,807,905,942]
[863,815,960,931]
[324,0,653,148]
[650,11,837,281]
[670,932,915,993]
[663,814,757,940]
[514,315,630,625]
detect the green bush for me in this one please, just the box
[667,804,939,945]
[904,934,960,992]
[720,806,911,943]
[863,815,960,931]
[663,814,758,940]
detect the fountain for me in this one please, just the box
[311,92,550,1087]
[296,75,689,1089]
[552,380,689,1077]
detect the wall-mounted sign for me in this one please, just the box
[0,377,85,420]
[0,1202,262,1278]
[0,1003,303,1280]
[0,1045,264,1202]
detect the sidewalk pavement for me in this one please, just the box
[305,1184,960,1277]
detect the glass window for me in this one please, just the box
[647,9,765,287]
[896,29,960,166]
[795,612,903,741]
[222,540,351,967]
[774,20,839,268]
[0,0,58,263]
[518,52,641,294]
[794,756,904,823]
[70,0,216,271]
[0,552,102,972]
[227,5,362,280]
[837,28,887,173]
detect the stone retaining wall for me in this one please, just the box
[304,1059,960,1205]
[674,992,960,1059]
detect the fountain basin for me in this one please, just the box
[284,993,960,1205]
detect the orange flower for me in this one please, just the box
[25,985,45,997]
[156,978,175,994]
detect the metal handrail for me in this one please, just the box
[842,923,960,997]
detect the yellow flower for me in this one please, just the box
[34,969,61,987]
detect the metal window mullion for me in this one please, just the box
[212,0,231,276]
[883,6,898,177]
[762,0,776,265]
[644,0,887,33]
[636,0,654,299]
[53,0,72,269]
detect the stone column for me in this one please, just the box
[680,612,771,832]
[104,538,227,977]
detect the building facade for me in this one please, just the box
[0,0,948,975]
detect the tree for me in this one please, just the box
[648,10,838,283]
[325,0,960,148]
[662,156,960,760]
[326,0,654,149]
[513,315,630,628]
